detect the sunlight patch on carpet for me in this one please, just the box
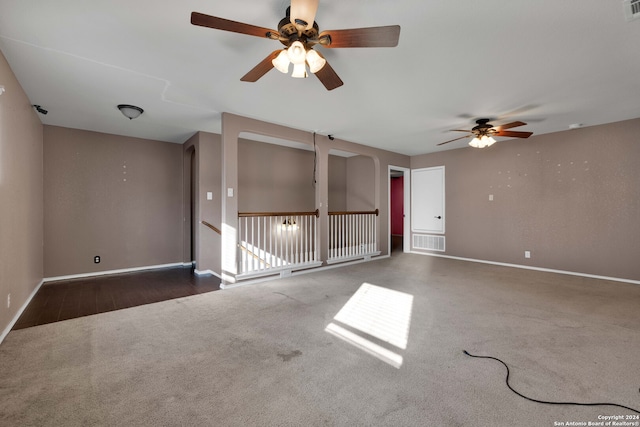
[325,282,413,368]
[325,323,404,368]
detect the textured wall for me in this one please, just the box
[411,118,640,281]
[346,155,376,211]
[0,51,43,337]
[183,132,222,275]
[328,155,347,212]
[237,138,316,213]
[44,126,183,277]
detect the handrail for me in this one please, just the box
[201,220,221,235]
[238,209,319,218]
[200,221,267,264]
[238,243,271,268]
[328,209,379,216]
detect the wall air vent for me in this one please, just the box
[623,0,640,21]
[413,234,445,252]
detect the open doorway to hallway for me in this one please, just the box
[389,166,410,255]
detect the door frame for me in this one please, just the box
[388,165,411,254]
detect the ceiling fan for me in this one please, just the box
[438,118,533,148]
[190,0,401,90]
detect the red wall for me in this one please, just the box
[390,176,404,235]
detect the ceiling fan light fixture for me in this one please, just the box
[306,49,326,73]
[117,104,144,120]
[469,135,496,148]
[272,50,291,73]
[290,0,319,30]
[291,62,308,78]
[287,41,307,64]
[190,6,400,91]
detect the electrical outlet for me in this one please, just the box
[7,293,10,308]
[525,251,531,259]
[94,256,101,263]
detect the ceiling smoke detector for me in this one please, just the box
[623,0,640,21]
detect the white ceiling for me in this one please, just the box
[1,0,639,156]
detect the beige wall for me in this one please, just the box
[0,51,43,337]
[346,155,376,211]
[44,126,184,277]
[411,118,640,281]
[238,138,315,212]
[183,132,222,275]
[328,155,347,212]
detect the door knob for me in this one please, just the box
[434,215,442,219]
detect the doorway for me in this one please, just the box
[190,149,196,265]
[184,147,197,269]
[389,166,410,254]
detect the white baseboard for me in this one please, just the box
[194,269,222,280]
[1,279,44,345]
[410,251,640,285]
[43,262,189,283]
[221,255,389,289]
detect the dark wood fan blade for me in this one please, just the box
[497,121,526,130]
[240,50,281,82]
[494,130,533,138]
[319,25,400,48]
[314,57,343,90]
[437,135,471,146]
[191,12,277,39]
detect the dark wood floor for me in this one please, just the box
[16,242,403,331]
[13,267,221,330]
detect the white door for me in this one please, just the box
[411,166,445,234]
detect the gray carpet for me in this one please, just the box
[1,254,639,426]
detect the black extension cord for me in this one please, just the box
[463,350,640,415]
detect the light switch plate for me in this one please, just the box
[207,191,213,200]
[227,188,233,197]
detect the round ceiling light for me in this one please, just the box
[117,104,144,120]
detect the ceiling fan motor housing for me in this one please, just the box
[277,13,320,48]
[472,118,495,136]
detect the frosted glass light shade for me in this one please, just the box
[469,135,496,148]
[117,104,143,120]
[306,49,326,73]
[468,137,481,148]
[292,62,308,78]
[287,41,306,64]
[272,50,290,73]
